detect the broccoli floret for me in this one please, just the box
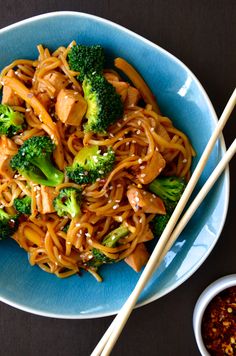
[150,213,171,239]
[149,176,186,238]
[0,208,19,239]
[148,176,186,203]
[66,145,115,184]
[82,74,123,133]
[89,224,130,267]
[10,136,64,187]
[53,187,82,218]
[0,104,24,137]
[68,44,105,81]
[13,196,31,215]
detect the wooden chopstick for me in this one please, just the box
[91,88,236,356]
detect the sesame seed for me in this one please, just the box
[156,147,159,151]
[109,186,113,190]
[79,229,83,234]
[66,241,72,245]
[96,178,101,182]
[108,199,112,203]
[118,137,123,141]
[113,204,119,210]
[25,108,31,112]
[98,170,104,174]
[138,158,142,164]
[136,130,141,134]
[117,184,122,188]
[140,173,146,177]
[105,193,109,198]
[126,142,129,146]
[152,194,156,198]
[140,165,145,170]
[117,122,121,127]
[151,127,155,132]
[85,232,91,237]
[115,199,120,203]
[103,152,108,156]
[118,216,123,222]
[134,197,139,203]
[158,168,162,172]
[182,159,187,163]
[132,140,136,144]
[59,255,62,259]
[109,133,114,137]
[75,223,81,227]
[138,120,141,126]
[64,95,68,99]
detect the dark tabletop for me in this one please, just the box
[0,1,235,355]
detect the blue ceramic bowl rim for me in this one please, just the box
[0,11,229,319]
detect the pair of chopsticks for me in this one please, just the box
[91,88,236,356]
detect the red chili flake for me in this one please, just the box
[202,286,236,355]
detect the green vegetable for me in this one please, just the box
[68,44,105,81]
[66,145,115,184]
[82,74,123,133]
[0,104,24,137]
[149,176,186,238]
[150,213,171,239]
[89,224,130,267]
[53,187,82,219]
[0,208,19,240]
[10,136,64,187]
[148,176,186,203]
[13,196,31,215]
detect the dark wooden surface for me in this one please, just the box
[0,1,235,355]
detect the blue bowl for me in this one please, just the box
[0,12,229,318]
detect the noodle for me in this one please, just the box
[0,42,195,281]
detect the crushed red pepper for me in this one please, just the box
[202,286,236,355]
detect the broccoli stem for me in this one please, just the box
[103,224,130,247]
[31,155,64,186]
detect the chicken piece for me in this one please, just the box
[125,243,149,272]
[138,228,154,243]
[104,72,120,82]
[2,69,24,106]
[109,81,129,102]
[137,150,166,184]
[0,136,18,179]
[124,86,140,107]
[37,71,69,97]
[36,186,57,214]
[55,89,87,126]
[127,187,166,214]
[36,92,51,111]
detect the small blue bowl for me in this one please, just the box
[0,12,229,318]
